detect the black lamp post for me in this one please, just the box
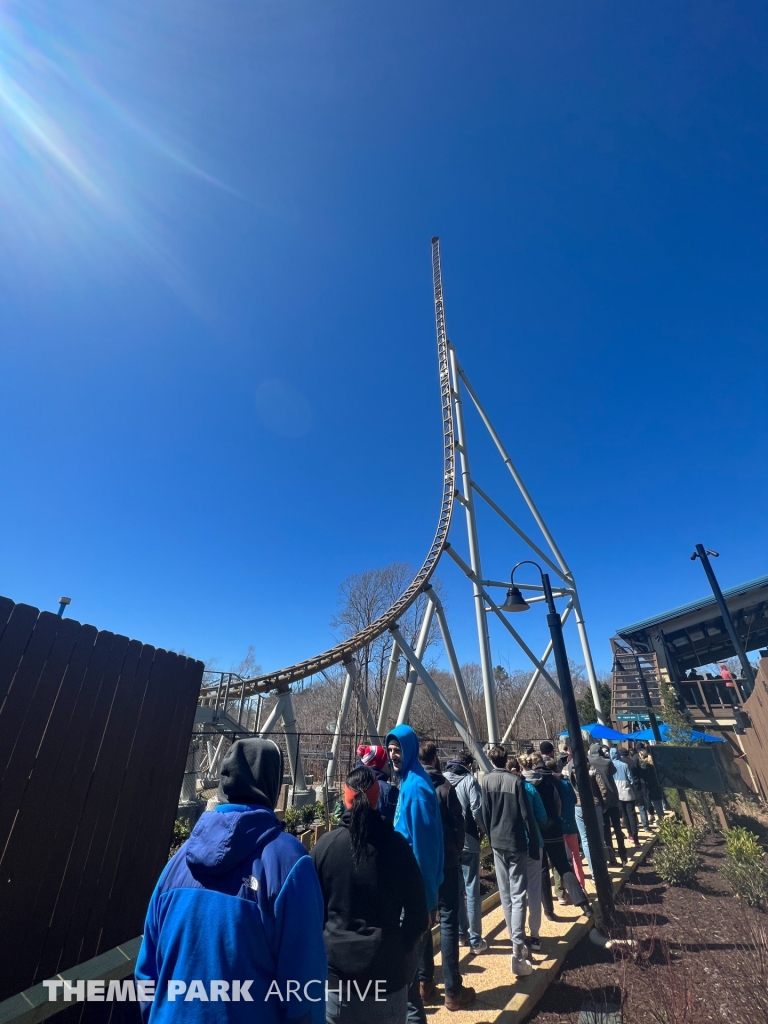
[501,561,615,927]
[691,544,755,698]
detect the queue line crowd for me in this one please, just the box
[135,728,664,1024]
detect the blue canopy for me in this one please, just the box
[629,722,725,743]
[558,722,630,742]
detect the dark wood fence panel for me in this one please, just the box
[742,656,768,802]
[0,597,203,1001]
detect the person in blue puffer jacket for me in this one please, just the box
[136,739,327,1024]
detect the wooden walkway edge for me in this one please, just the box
[426,822,660,1024]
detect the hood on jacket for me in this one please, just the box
[385,725,443,910]
[609,748,619,760]
[185,805,283,878]
[423,764,448,787]
[444,760,471,778]
[217,737,284,808]
[386,725,429,783]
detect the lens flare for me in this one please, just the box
[0,1,239,304]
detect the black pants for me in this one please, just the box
[541,839,587,907]
[603,805,627,862]
[419,862,461,996]
[619,800,639,841]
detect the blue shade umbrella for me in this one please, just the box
[629,723,725,743]
[558,723,630,742]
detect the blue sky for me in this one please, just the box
[1,0,767,676]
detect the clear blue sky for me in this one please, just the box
[2,0,767,677]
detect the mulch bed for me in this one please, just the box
[523,835,768,1023]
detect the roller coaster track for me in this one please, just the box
[200,238,455,698]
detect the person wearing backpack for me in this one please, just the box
[311,766,428,1024]
[135,738,327,1024]
[443,753,487,956]
[610,747,639,845]
[417,742,476,1011]
[521,754,590,915]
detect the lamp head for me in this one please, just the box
[500,585,530,613]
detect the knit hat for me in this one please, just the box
[357,744,387,771]
[217,738,284,808]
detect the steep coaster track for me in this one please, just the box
[199,237,456,700]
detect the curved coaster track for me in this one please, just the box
[196,238,606,793]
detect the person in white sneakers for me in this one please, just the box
[481,746,539,977]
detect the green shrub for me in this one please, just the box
[653,819,704,886]
[721,825,768,907]
[725,825,764,862]
[301,803,320,826]
[283,807,302,834]
[169,817,193,858]
[721,860,768,907]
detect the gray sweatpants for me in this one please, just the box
[492,848,528,958]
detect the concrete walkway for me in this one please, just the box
[425,820,660,1024]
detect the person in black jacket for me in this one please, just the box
[312,766,428,1024]
[588,743,627,865]
[417,742,475,1011]
[481,745,538,977]
[521,755,589,914]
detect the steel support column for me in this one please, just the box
[280,691,307,791]
[456,360,606,725]
[427,586,479,741]
[391,626,492,773]
[258,694,287,738]
[396,601,436,725]
[326,659,357,788]
[376,641,401,735]
[502,601,573,743]
[449,344,499,742]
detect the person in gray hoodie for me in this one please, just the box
[443,753,487,955]
[610,747,639,845]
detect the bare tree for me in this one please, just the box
[329,562,443,728]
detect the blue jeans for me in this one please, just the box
[327,983,407,1024]
[406,932,429,1024]
[419,864,461,996]
[575,804,605,879]
[458,849,482,948]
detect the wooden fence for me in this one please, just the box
[740,655,768,802]
[0,596,203,1003]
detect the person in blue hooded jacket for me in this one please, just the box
[385,725,443,1024]
[135,738,327,1024]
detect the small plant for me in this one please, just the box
[283,807,302,834]
[169,817,193,858]
[725,823,764,861]
[301,803,318,827]
[653,819,704,886]
[721,825,768,907]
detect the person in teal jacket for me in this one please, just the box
[510,756,547,951]
[552,765,587,898]
[386,725,443,1024]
